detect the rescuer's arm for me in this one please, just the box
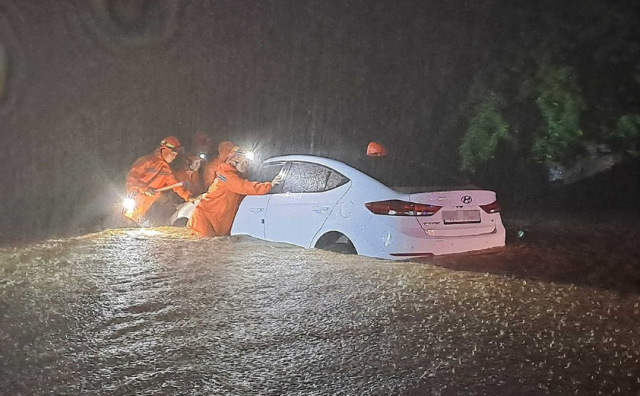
[126,157,152,193]
[172,183,192,201]
[164,173,192,201]
[223,171,273,196]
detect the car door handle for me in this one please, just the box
[250,208,265,214]
[313,206,330,213]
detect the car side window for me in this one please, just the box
[326,170,348,190]
[281,162,349,193]
[256,163,286,194]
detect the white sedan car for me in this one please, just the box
[171,155,505,260]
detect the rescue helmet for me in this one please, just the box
[160,136,182,152]
[367,141,387,157]
[193,132,211,148]
[226,145,244,162]
[218,141,236,158]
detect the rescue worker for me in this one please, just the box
[188,146,282,237]
[173,156,204,196]
[124,136,192,223]
[202,140,237,188]
[173,133,212,196]
[191,132,213,161]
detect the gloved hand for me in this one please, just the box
[189,194,204,205]
[142,187,156,196]
[271,174,283,186]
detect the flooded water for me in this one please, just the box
[1,227,639,395]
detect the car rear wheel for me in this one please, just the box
[172,218,188,227]
[315,232,357,255]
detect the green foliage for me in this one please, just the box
[533,65,585,163]
[459,93,509,173]
[457,62,587,172]
[452,0,640,174]
[615,115,640,140]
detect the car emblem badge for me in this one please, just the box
[461,195,472,204]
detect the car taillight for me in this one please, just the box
[480,201,500,214]
[365,200,441,216]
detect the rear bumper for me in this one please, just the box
[353,218,506,260]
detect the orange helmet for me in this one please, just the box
[160,136,182,151]
[225,145,244,162]
[367,142,387,157]
[193,132,211,148]
[218,141,237,158]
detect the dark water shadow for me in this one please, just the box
[424,214,640,296]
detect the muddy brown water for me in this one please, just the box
[1,227,639,395]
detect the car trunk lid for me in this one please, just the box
[408,190,499,236]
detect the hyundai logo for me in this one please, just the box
[461,195,472,204]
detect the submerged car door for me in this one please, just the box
[231,163,285,239]
[232,195,271,238]
[264,161,350,248]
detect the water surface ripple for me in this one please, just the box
[1,227,639,395]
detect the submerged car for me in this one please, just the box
[170,155,505,260]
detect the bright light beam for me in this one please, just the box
[123,198,136,211]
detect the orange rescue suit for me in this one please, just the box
[173,155,206,196]
[125,148,191,222]
[202,141,237,188]
[202,156,224,189]
[188,163,272,237]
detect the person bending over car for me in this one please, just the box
[202,140,237,188]
[124,136,192,224]
[188,146,282,237]
[173,132,213,197]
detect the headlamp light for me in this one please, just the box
[123,198,136,211]
[198,152,207,161]
[244,151,255,161]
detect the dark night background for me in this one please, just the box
[1,0,639,242]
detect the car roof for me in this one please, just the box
[264,154,391,190]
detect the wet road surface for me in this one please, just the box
[1,227,639,395]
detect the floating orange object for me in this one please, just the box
[367,142,387,157]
